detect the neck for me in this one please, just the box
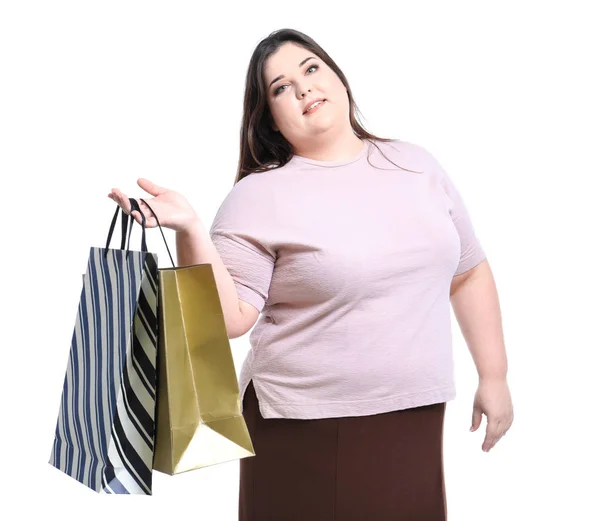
[293,131,364,162]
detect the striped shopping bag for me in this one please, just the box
[49,199,159,495]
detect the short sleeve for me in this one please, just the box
[209,178,276,313]
[428,151,487,276]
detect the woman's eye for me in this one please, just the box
[274,64,319,96]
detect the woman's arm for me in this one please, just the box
[176,219,248,338]
[450,259,508,381]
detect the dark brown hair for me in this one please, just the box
[234,28,422,185]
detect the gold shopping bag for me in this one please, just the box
[140,200,255,475]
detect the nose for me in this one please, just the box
[297,86,311,100]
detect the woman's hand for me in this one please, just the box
[108,178,202,233]
[470,377,514,452]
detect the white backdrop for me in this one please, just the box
[1,1,598,519]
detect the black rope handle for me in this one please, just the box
[104,199,146,261]
[103,204,131,259]
[139,198,175,268]
[126,198,148,258]
[103,197,176,268]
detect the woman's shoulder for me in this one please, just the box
[377,138,434,160]
[372,137,438,172]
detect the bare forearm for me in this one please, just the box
[175,220,243,336]
[450,261,508,381]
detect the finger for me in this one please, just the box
[484,419,498,441]
[484,432,500,451]
[108,192,124,207]
[138,199,158,226]
[483,424,494,451]
[483,436,496,452]
[137,178,168,196]
[497,422,509,439]
[483,421,503,451]
[131,207,157,227]
[110,189,156,226]
[485,432,505,452]
[110,189,132,213]
[471,409,483,432]
[131,209,145,225]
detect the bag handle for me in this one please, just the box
[103,198,176,268]
[139,198,176,268]
[103,204,131,259]
[103,198,147,261]
[124,198,148,257]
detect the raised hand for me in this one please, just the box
[108,178,202,233]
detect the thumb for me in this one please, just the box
[471,408,483,432]
[137,178,168,196]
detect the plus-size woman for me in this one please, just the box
[109,28,514,521]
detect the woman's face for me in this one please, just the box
[263,42,349,147]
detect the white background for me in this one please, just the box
[2,1,599,519]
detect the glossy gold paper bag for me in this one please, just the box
[140,200,255,475]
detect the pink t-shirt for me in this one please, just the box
[209,139,486,419]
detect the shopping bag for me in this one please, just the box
[139,199,255,475]
[49,200,159,495]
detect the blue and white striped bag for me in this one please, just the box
[49,200,159,495]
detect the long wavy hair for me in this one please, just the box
[234,28,422,184]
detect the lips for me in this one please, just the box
[303,98,326,114]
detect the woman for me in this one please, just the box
[109,28,514,521]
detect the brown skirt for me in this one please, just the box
[239,379,448,521]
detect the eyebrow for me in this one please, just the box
[268,56,316,89]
